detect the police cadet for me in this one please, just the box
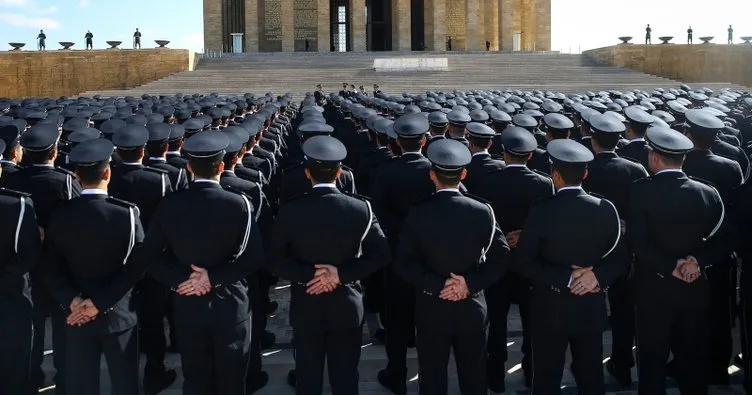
[0,124,23,179]
[422,111,449,155]
[394,138,509,395]
[166,123,189,170]
[734,160,752,394]
[271,135,390,395]
[515,139,626,395]
[580,114,648,387]
[680,109,743,384]
[528,113,574,174]
[628,127,730,395]
[219,125,274,393]
[44,138,144,395]
[472,127,554,392]
[355,117,394,198]
[3,123,82,393]
[446,110,471,147]
[463,122,505,192]
[139,131,265,395]
[279,122,356,204]
[617,106,654,171]
[0,137,41,395]
[145,122,189,191]
[371,113,436,395]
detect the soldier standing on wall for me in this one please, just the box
[645,24,652,45]
[37,30,46,51]
[85,30,94,50]
[133,28,142,49]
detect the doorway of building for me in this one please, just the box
[331,0,351,52]
[366,0,392,51]
[410,0,424,50]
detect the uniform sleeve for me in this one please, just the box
[626,188,677,277]
[144,206,192,288]
[269,211,316,282]
[338,213,391,284]
[369,168,397,237]
[69,177,83,198]
[1,199,41,289]
[591,202,629,287]
[177,169,189,190]
[465,219,510,294]
[208,210,265,287]
[91,213,147,312]
[393,215,447,295]
[43,217,80,309]
[691,193,735,270]
[513,206,572,288]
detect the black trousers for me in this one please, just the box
[486,274,531,379]
[635,274,709,395]
[246,277,266,390]
[417,325,487,395]
[294,327,361,395]
[706,261,733,378]
[65,325,139,395]
[31,298,66,393]
[136,277,168,375]
[177,311,251,395]
[0,296,33,395]
[85,39,92,49]
[385,267,415,382]
[607,274,636,370]
[529,291,605,395]
[740,299,752,393]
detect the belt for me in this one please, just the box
[420,289,482,298]
[293,281,358,287]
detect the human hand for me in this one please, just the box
[306,265,340,295]
[506,230,521,249]
[570,267,599,295]
[176,265,212,296]
[66,299,99,326]
[439,273,469,301]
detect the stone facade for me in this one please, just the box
[0,49,192,98]
[203,0,551,52]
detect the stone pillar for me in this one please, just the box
[281,0,294,51]
[484,0,498,50]
[203,0,223,52]
[244,0,259,52]
[424,0,434,50]
[499,0,514,51]
[317,0,330,51]
[350,0,366,51]
[391,0,411,51]
[465,0,482,51]
[535,0,551,51]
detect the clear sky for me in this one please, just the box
[0,0,749,53]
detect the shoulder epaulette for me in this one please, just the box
[343,191,372,202]
[53,167,75,177]
[142,166,169,175]
[620,155,642,165]
[0,187,31,198]
[462,193,492,205]
[587,191,607,200]
[688,176,719,188]
[632,176,652,184]
[532,169,552,179]
[222,184,251,199]
[107,196,138,208]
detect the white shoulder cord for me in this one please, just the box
[122,207,136,265]
[14,196,26,253]
[356,200,374,258]
[601,199,621,259]
[233,194,253,259]
[480,203,496,263]
[704,185,725,242]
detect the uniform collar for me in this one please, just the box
[630,137,646,142]
[148,157,166,162]
[436,188,461,194]
[556,186,584,194]
[654,168,684,177]
[313,183,337,189]
[32,164,54,168]
[472,151,490,158]
[81,188,108,196]
[505,163,527,168]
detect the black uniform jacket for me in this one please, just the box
[270,186,390,330]
[0,188,40,302]
[394,190,510,333]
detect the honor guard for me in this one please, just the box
[145,122,189,191]
[515,139,626,395]
[446,110,471,147]
[581,114,648,386]
[0,136,41,395]
[422,111,449,155]
[371,113,436,395]
[355,117,395,197]
[0,124,23,179]
[4,123,82,393]
[472,127,555,391]
[279,122,356,204]
[681,109,743,384]
[463,122,505,192]
[395,138,510,395]
[140,131,265,395]
[271,135,390,395]
[616,106,655,171]
[628,127,731,395]
[44,138,144,395]
[528,113,575,174]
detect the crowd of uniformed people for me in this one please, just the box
[0,84,751,395]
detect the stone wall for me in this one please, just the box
[584,44,752,88]
[0,49,192,98]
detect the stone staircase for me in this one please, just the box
[81,51,745,98]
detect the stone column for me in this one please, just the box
[203,0,223,52]
[499,0,514,51]
[465,0,482,51]
[317,0,330,51]
[391,0,411,51]
[350,0,366,51]
[535,0,551,51]
[484,0,498,50]
[281,0,294,51]
[427,0,446,51]
[244,0,259,52]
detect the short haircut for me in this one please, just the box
[505,151,530,164]
[551,162,587,185]
[432,168,463,186]
[592,132,620,151]
[116,148,144,163]
[653,150,685,167]
[368,130,390,146]
[549,129,571,140]
[189,153,224,179]
[75,162,109,185]
[145,141,168,158]
[2,140,18,158]
[397,136,422,152]
[467,136,492,150]
[222,151,241,169]
[306,162,340,184]
[167,139,183,151]
[688,129,716,150]
[23,147,54,164]
[631,123,649,137]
